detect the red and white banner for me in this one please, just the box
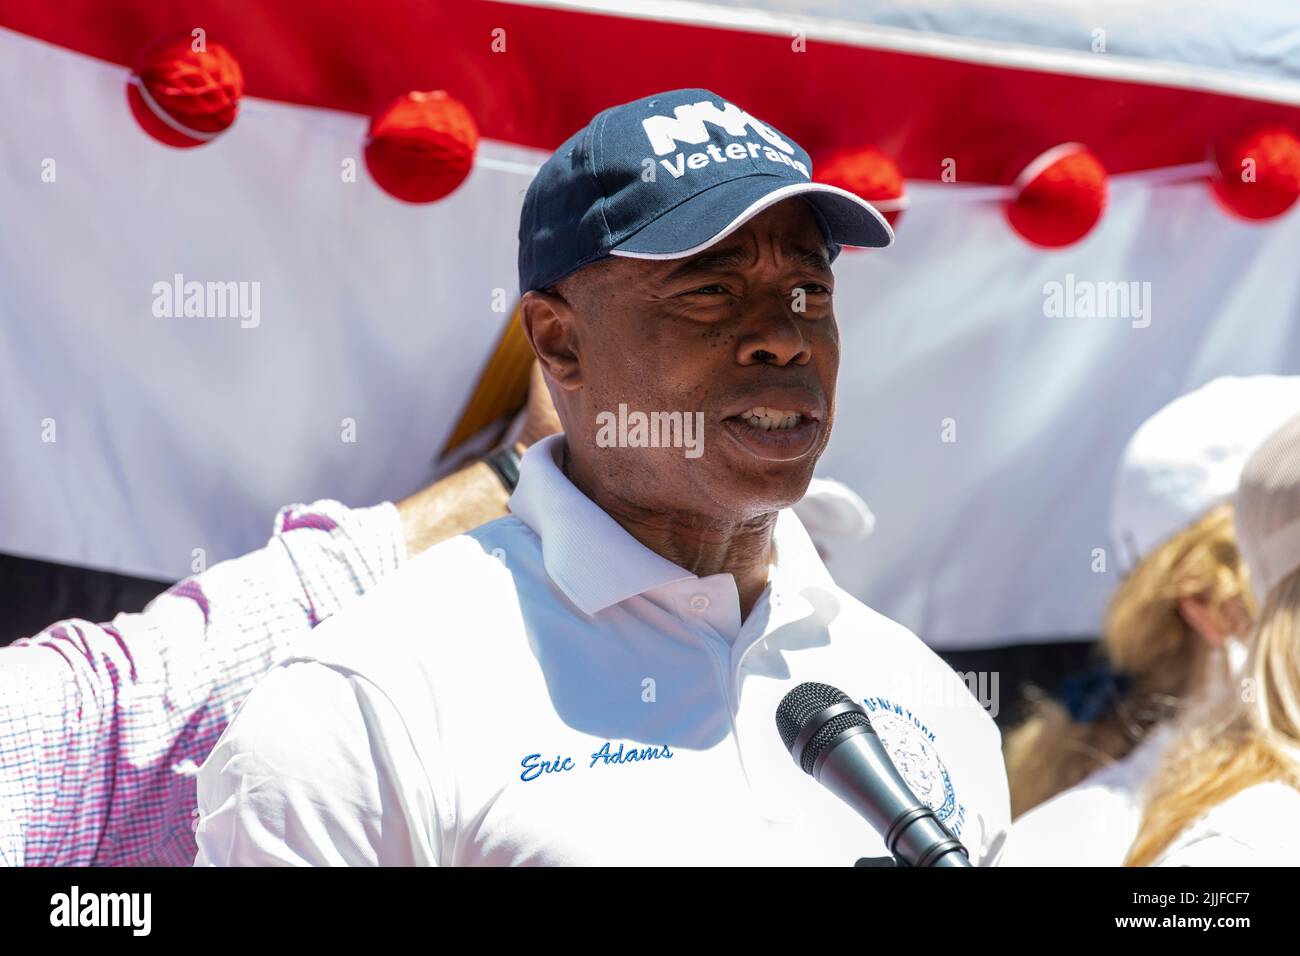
[2,0,1299,648]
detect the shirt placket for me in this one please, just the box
[676,579,751,781]
[731,580,812,824]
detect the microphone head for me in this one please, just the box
[776,681,874,775]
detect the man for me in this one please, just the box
[195,88,1010,866]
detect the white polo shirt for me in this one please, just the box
[195,436,1010,866]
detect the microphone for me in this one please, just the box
[775,681,972,867]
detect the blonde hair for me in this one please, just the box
[1004,503,1252,817]
[1124,568,1300,865]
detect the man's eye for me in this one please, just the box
[799,283,832,295]
[686,284,729,295]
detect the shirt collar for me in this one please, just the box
[509,436,695,614]
[509,436,837,617]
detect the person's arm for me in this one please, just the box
[397,362,561,556]
[395,460,514,558]
[0,499,404,866]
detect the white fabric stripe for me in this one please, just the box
[7,26,1300,650]
[493,0,1300,105]
[475,156,544,175]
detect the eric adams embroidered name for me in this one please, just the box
[520,742,674,782]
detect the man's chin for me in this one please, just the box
[701,459,818,517]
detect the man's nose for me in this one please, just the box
[736,301,813,367]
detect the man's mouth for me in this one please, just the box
[720,397,824,462]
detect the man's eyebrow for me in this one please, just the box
[657,243,831,283]
[658,247,753,283]
[792,246,833,272]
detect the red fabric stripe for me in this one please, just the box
[3,0,1299,182]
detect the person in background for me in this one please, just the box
[1002,375,1300,865]
[1127,411,1300,865]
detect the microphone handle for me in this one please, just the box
[815,727,972,868]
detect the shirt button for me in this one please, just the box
[689,593,710,612]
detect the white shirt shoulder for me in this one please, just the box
[192,518,538,866]
[1154,781,1300,867]
[194,658,442,866]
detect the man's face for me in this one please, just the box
[538,198,839,523]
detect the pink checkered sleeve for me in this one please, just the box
[0,500,405,867]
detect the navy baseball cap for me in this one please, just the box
[517,88,893,293]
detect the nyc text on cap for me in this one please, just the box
[517,88,894,293]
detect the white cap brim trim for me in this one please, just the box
[607,181,895,261]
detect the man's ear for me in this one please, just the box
[519,288,582,392]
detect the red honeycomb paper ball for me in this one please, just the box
[1007,144,1108,248]
[365,91,479,204]
[127,37,242,149]
[1211,126,1300,221]
[817,145,907,229]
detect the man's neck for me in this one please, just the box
[562,446,777,620]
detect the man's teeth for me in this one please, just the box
[738,406,803,431]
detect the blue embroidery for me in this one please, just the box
[589,742,674,768]
[861,696,967,837]
[519,753,576,782]
[519,742,674,780]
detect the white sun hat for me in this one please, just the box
[1110,375,1300,574]
[1235,412,1300,606]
